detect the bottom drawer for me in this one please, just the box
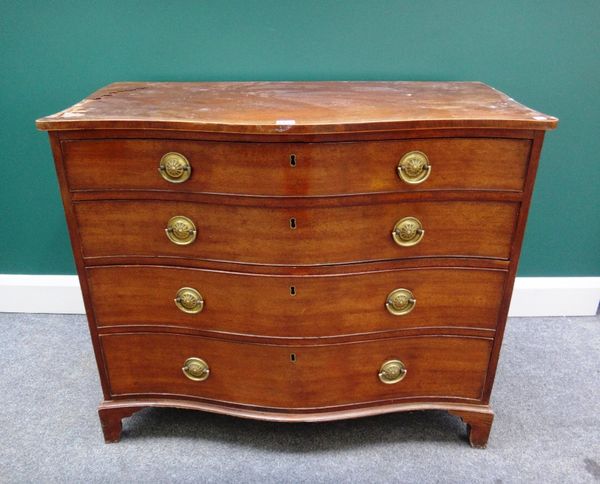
[102,333,492,409]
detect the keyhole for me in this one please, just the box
[290,217,297,229]
[290,154,297,167]
[290,286,296,296]
[290,353,297,362]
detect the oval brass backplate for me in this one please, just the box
[397,151,431,184]
[378,359,407,384]
[159,152,191,183]
[174,287,204,314]
[182,357,210,381]
[165,215,197,245]
[385,288,416,316]
[392,216,424,247]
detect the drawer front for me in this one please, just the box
[102,333,492,407]
[62,138,530,195]
[88,265,506,335]
[75,200,518,263]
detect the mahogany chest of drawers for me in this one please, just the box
[37,81,557,447]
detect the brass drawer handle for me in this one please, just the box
[397,151,431,184]
[165,215,197,245]
[385,288,416,316]
[174,287,204,314]
[159,152,191,183]
[378,359,407,384]
[392,216,424,247]
[182,357,210,381]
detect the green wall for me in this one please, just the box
[1,0,598,276]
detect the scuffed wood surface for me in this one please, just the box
[36,82,557,133]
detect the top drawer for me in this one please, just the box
[61,138,531,196]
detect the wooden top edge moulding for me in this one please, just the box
[36,81,558,134]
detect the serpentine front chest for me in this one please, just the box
[37,81,557,447]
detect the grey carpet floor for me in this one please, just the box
[0,313,598,483]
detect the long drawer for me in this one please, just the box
[62,138,530,195]
[88,265,506,336]
[101,332,492,407]
[75,200,518,264]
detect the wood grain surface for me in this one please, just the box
[101,332,493,407]
[36,82,558,133]
[62,137,531,195]
[74,199,519,264]
[88,265,506,336]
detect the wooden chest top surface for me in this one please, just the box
[36,81,557,133]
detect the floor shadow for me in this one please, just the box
[122,407,468,451]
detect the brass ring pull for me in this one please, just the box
[159,152,191,183]
[392,217,424,247]
[182,357,210,381]
[165,215,197,245]
[174,287,204,314]
[385,288,416,316]
[397,151,431,184]
[378,359,407,384]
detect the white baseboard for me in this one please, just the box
[508,277,600,317]
[0,275,599,317]
[0,275,85,314]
